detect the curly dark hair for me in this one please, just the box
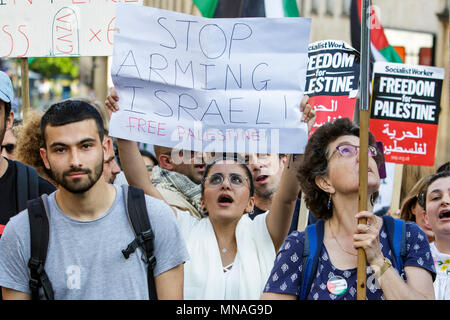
[298,117,384,219]
[41,99,105,147]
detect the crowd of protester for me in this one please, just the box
[0,70,448,300]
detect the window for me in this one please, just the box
[311,0,319,15]
[342,0,351,16]
[326,0,334,16]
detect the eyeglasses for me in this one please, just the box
[204,173,248,189]
[1,143,15,154]
[329,144,377,160]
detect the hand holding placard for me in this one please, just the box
[109,5,311,154]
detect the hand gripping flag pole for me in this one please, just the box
[357,0,371,301]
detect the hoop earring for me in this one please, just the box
[327,194,332,210]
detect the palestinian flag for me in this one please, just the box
[193,0,300,18]
[350,0,403,63]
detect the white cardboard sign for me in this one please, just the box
[0,0,142,58]
[109,4,311,154]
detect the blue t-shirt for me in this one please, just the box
[264,221,436,300]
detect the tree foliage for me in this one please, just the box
[29,57,79,79]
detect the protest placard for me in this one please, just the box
[305,40,360,135]
[109,4,311,154]
[369,62,444,166]
[0,0,142,58]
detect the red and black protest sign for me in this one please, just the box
[369,62,444,166]
[305,40,360,135]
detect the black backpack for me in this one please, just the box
[26,185,157,300]
[15,161,39,213]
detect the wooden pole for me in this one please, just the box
[297,194,309,232]
[93,57,108,107]
[357,0,371,300]
[20,57,30,122]
[389,164,404,218]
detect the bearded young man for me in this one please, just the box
[0,100,188,300]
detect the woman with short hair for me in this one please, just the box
[262,118,436,300]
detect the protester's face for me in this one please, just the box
[411,201,435,242]
[102,137,120,184]
[170,150,205,184]
[0,101,13,150]
[40,119,105,194]
[324,135,380,195]
[247,153,286,199]
[201,161,254,222]
[1,128,16,160]
[142,155,155,179]
[424,177,450,237]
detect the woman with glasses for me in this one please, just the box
[262,117,436,300]
[106,92,316,299]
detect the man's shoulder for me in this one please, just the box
[142,192,174,215]
[13,160,56,195]
[154,185,192,206]
[2,207,31,241]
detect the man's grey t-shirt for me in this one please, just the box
[0,185,189,300]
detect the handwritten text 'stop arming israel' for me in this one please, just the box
[110,4,311,154]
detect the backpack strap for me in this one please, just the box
[27,196,54,300]
[122,185,158,300]
[299,219,325,300]
[382,215,406,274]
[16,161,39,213]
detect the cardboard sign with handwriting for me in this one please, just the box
[0,0,143,57]
[109,4,311,154]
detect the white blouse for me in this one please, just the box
[430,242,450,300]
[176,210,276,300]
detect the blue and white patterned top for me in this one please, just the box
[264,221,436,300]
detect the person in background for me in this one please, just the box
[419,171,450,300]
[1,119,20,160]
[79,98,121,184]
[262,117,435,300]
[0,71,56,235]
[400,175,435,243]
[247,151,317,233]
[140,149,158,179]
[15,111,55,185]
[436,162,449,173]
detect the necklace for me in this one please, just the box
[328,220,357,256]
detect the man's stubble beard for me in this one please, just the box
[50,157,104,194]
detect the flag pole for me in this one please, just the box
[20,57,30,122]
[357,0,371,301]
